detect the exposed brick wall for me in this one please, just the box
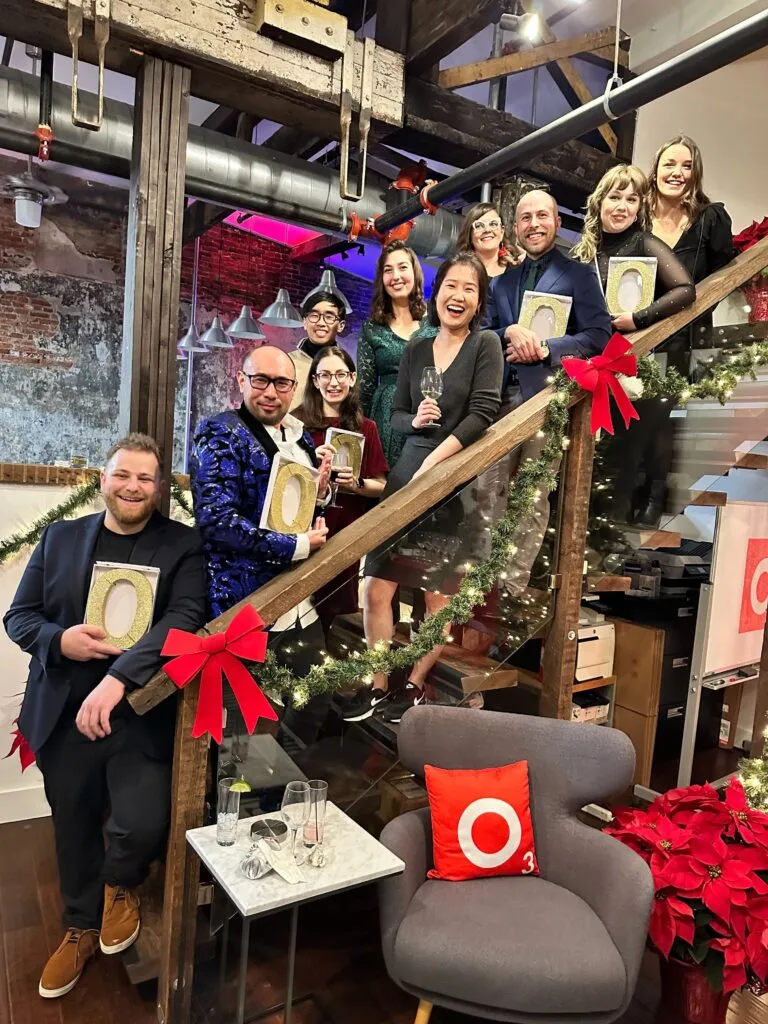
[0,160,373,472]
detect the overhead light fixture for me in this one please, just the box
[178,323,207,353]
[499,11,540,43]
[229,304,266,340]
[0,172,68,229]
[200,314,233,349]
[301,268,353,316]
[259,288,304,328]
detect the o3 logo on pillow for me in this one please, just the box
[425,761,538,881]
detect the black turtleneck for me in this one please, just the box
[299,338,331,362]
[596,226,695,331]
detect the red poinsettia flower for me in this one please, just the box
[649,890,696,959]
[635,815,692,875]
[655,784,722,826]
[606,806,658,860]
[4,719,35,773]
[719,779,768,848]
[712,907,749,994]
[734,217,768,254]
[745,897,768,984]
[660,836,761,923]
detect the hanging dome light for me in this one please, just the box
[177,323,207,353]
[259,288,304,328]
[301,268,352,316]
[228,304,266,340]
[200,315,233,349]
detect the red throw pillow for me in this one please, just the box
[424,761,538,881]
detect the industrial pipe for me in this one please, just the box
[374,8,768,234]
[0,67,460,257]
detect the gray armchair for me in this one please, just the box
[378,706,653,1024]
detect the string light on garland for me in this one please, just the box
[738,728,768,811]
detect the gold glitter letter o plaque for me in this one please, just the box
[85,568,155,649]
[266,464,317,534]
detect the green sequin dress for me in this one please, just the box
[357,318,439,466]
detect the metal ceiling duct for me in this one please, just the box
[0,67,460,258]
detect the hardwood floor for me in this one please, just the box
[2,817,767,1024]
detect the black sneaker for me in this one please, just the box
[380,684,426,724]
[340,688,391,722]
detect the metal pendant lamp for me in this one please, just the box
[200,314,233,348]
[229,303,265,340]
[178,237,207,354]
[259,287,304,328]
[302,267,352,315]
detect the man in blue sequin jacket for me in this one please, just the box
[190,345,333,744]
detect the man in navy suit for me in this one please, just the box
[4,434,206,999]
[486,189,612,404]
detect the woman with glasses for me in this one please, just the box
[358,241,437,466]
[294,346,389,633]
[288,291,347,410]
[454,201,521,278]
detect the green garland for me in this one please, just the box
[170,479,195,519]
[0,476,101,566]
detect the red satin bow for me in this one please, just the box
[161,605,277,744]
[561,332,640,436]
[4,719,35,772]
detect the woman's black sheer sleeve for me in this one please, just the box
[632,234,696,331]
[705,203,735,274]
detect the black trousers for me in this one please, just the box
[270,618,331,748]
[37,717,172,931]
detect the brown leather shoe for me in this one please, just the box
[100,884,140,955]
[39,928,99,998]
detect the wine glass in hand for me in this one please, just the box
[281,781,311,863]
[329,447,349,508]
[420,366,443,429]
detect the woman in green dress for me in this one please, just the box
[358,240,437,465]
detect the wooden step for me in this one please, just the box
[734,440,768,469]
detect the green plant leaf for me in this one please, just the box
[691,941,710,964]
[705,953,724,993]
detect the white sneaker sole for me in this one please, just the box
[39,971,82,998]
[100,919,140,955]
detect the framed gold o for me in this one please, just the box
[329,433,364,480]
[85,568,155,649]
[265,464,317,534]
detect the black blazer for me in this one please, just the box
[3,511,207,755]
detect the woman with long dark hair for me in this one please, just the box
[454,201,519,278]
[574,163,695,524]
[341,252,502,726]
[357,241,437,466]
[634,135,735,523]
[295,346,388,634]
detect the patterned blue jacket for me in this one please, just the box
[190,407,319,619]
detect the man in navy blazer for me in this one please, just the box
[4,434,206,998]
[485,189,612,403]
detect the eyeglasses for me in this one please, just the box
[472,219,502,232]
[306,312,342,325]
[241,373,297,393]
[314,370,352,384]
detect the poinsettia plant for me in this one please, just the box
[607,780,768,994]
[733,217,768,281]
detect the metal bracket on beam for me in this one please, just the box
[339,33,374,202]
[67,0,110,131]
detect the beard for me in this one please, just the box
[103,490,156,527]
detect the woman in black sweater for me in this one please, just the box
[574,163,696,526]
[341,252,503,726]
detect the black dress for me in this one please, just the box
[595,229,695,523]
[363,329,503,587]
[653,202,734,367]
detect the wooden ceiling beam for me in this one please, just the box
[520,0,617,153]
[438,27,617,91]
[388,78,615,211]
[0,0,405,134]
[407,0,508,76]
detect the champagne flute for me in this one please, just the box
[420,366,443,429]
[281,781,311,863]
[329,447,349,508]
